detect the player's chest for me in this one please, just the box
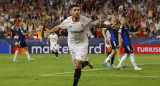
[122,27,129,32]
[66,22,87,31]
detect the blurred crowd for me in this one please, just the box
[0,0,160,39]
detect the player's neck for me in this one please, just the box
[72,16,80,22]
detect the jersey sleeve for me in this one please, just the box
[48,35,50,38]
[59,19,68,29]
[118,25,123,33]
[89,19,99,26]
[20,28,24,33]
[84,16,99,26]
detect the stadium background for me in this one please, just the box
[0,0,160,86]
[0,0,160,54]
[1,37,160,54]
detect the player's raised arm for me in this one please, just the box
[46,25,62,35]
[96,22,120,30]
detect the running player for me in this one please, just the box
[117,17,142,70]
[13,21,34,62]
[102,15,116,68]
[47,32,59,59]
[45,4,113,86]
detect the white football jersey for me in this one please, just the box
[59,15,94,50]
[48,34,58,44]
[103,21,111,39]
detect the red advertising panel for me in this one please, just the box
[106,44,160,54]
[132,44,160,54]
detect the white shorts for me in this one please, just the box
[70,46,88,65]
[50,43,58,50]
[106,42,111,48]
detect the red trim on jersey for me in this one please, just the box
[72,17,80,22]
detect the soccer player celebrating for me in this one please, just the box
[102,15,116,68]
[47,32,59,59]
[13,21,34,62]
[117,17,142,70]
[45,4,114,86]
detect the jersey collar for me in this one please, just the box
[72,16,80,23]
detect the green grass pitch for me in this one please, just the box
[0,54,160,86]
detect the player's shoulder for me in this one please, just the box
[64,16,72,22]
[80,15,87,19]
[60,16,72,25]
[55,33,58,36]
[80,15,90,20]
[48,34,52,37]
[80,15,92,23]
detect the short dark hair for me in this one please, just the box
[69,4,79,11]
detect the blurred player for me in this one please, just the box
[47,32,59,59]
[102,15,122,67]
[102,15,116,68]
[117,17,142,70]
[45,4,114,86]
[13,21,34,62]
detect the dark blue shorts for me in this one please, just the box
[111,41,119,50]
[18,41,27,48]
[124,45,134,54]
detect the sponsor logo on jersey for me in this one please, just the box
[70,30,84,34]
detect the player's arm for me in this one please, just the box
[56,39,59,44]
[47,37,50,45]
[102,29,107,39]
[46,25,61,34]
[20,28,29,36]
[18,25,30,36]
[118,33,122,48]
[102,29,110,44]
[97,22,120,30]
[56,36,59,43]
[118,27,122,47]
[96,22,111,28]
